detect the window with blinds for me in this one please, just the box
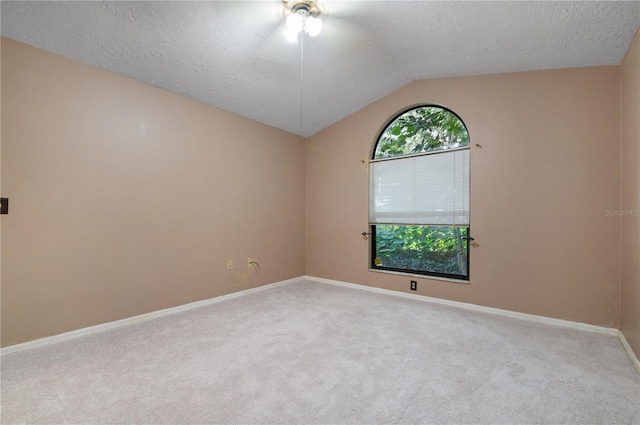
[369,105,471,280]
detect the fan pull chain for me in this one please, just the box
[299,33,304,126]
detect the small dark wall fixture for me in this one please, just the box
[0,198,8,214]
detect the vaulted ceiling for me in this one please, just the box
[2,1,639,137]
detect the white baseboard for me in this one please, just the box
[6,274,636,375]
[309,272,639,373]
[303,275,620,337]
[619,331,640,374]
[1,276,304,356]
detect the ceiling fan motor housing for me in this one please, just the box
[284,0,323,19]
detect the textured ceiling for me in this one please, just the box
[2,1,639,137]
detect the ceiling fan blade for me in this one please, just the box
[321,0,369,19]
[250,21,302,65]
[246,1,302,64]
[299,14,368,57]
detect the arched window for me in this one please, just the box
[369,105,471,280]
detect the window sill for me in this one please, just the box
[368,268,470,285]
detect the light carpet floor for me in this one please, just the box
[1,279,639,424]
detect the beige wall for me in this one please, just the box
[2,34,636,349]
[1,38,306,347]
[307,66,621,327]
[620,29,640,357]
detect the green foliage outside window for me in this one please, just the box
[374,106,469,159]
[375,225,468,276]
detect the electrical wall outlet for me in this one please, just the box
[227,260,234,271]
[410,280,417,291]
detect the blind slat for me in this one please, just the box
[369,149,469,226]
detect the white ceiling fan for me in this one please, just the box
[250,0,369,60]
[281,0,325,43]
[244,0,369,126]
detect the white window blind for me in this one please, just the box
[369,148,469,226]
